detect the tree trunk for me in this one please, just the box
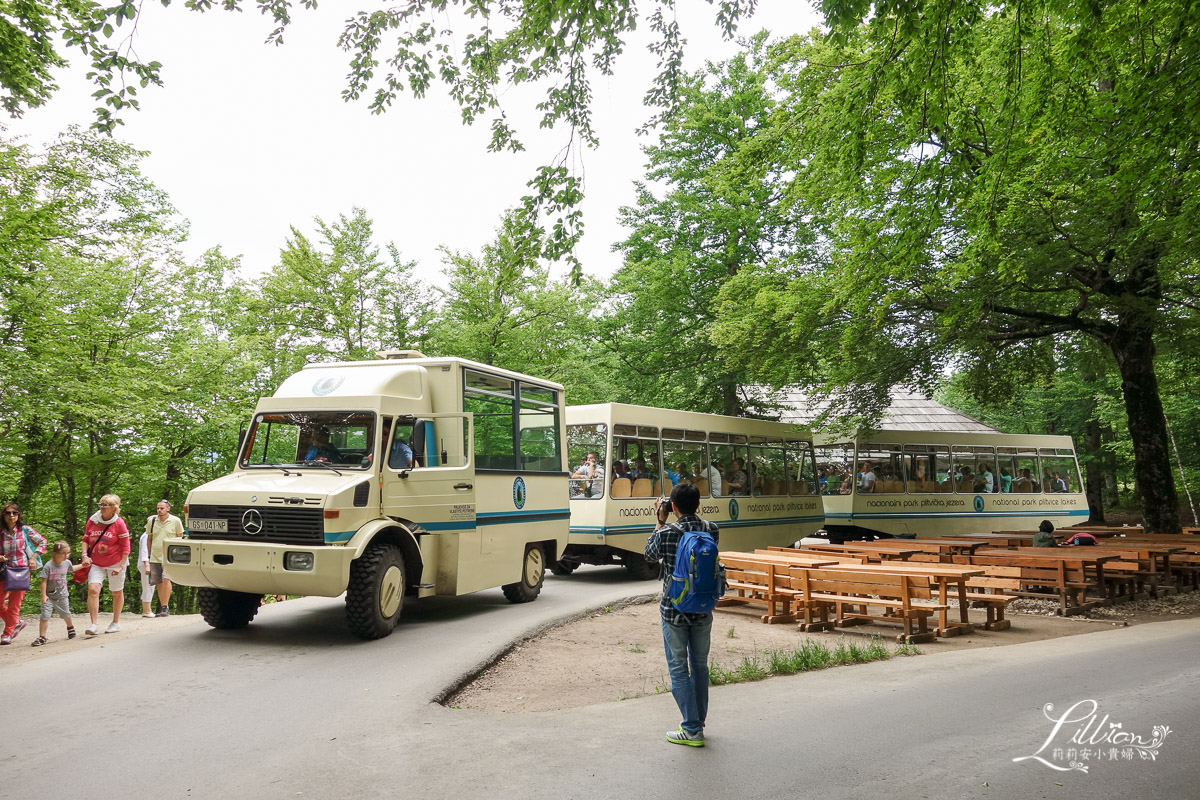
[16,423,53,509]
[1083,415,1106,524]
[1110,326,1180,532]
[163,444,196,504]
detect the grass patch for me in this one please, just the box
[726,625,738,638]
[708,635,919,686]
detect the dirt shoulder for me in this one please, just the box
[0,610,203,667]
[447,590,1200,713]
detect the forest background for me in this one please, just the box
[2,0,1197,614]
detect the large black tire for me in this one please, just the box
[502,544,546,603]
[549,558,579,576]
[345,542,406,640]
[624,554,661,581]
[197,588,262,629]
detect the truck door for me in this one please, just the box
[382,412,475,537]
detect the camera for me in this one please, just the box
[655,496,672,522]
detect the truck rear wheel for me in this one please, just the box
[502,544,545,603]
[346,541,406,640]
[624,554,660,580]
[197,588,262,629]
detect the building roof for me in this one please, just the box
[773,386,1000,433]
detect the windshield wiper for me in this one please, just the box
[261,463,297,476]
[303,460,343,476]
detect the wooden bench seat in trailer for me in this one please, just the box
[786,566,947,643]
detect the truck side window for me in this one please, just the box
[464,370,516,470]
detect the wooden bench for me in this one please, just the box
[787,566,946,643]
[717,553,840,624]
[958,566,1021,630]
[719,555,806,624]
[953,554,1101,616]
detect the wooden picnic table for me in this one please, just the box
[977,547,1117,606]
[825,561,986,636]
[866,538,993,558]
[801,542,920,561]
[960,532,1038,548]
[754,548,987,636]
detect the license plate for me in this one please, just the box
[189,518,228,533]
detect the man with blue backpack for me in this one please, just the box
[645,482,725,748]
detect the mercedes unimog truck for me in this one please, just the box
[165,352,569,639]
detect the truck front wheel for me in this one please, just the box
[346,541,406,640]
[197,588,262,629]
[502,544,545,603]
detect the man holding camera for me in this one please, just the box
[645,482,719,747]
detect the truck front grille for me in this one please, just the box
[187,505,325,545]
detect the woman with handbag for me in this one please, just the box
[81,494,131,637]
[1,502,48,645]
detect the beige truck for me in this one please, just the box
[166,352,569,639]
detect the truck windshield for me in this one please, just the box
[241,411,377,470]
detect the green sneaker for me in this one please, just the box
[666,728,705,747]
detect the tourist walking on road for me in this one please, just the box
[82,494,131,637]
[32,541,76,646]
[645,483,719,747]
[145,500,183,616]
[1,503,47,644]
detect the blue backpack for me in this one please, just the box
[668,527,726,614]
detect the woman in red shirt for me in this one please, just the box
[81,493,131,637]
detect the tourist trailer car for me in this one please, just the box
[560,403,825,578]
[165,352,569,639]
[815,430,1088,540]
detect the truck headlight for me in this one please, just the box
[167,545,192,564]
[284,552,315,571]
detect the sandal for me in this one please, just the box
[67,627,77,639]
[31,636,48,647]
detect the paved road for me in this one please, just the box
[3,569,1197,800]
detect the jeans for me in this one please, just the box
[1,589,27,636]
[661,613,712,735]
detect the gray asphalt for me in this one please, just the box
[2,569,1197,800]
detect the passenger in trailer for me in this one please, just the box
[570,451,605,498]
[629,457,651,481]
[998,467,1013,493]
[976,463,996,493]
[701,459,723,497]
[725,458,749,496]
[857,461,877,493]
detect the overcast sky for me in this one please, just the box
[15,2,821,286]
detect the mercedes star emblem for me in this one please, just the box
[241,508,263,535]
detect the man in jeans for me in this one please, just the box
[645,482,718,747]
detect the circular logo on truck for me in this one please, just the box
[728,499,739,521]
[973,495,985,513]
[513,477,527,510]
[312,376,345,396]
[242,509,263,534]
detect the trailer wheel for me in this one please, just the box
[549,558,579,576]
[197,588,262,629]
[502,544,545,603]
[624,554,660,581]
[346,541,406,640]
